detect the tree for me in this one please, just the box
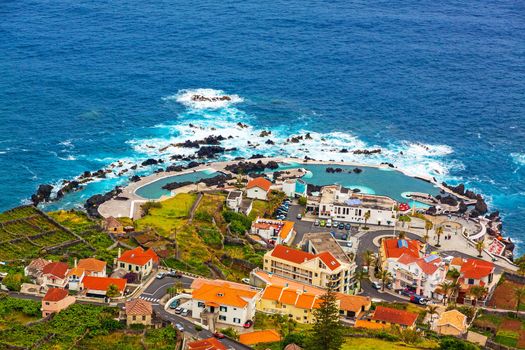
[475,239,485,257]
[435,226,444,247]
[469,286,487,306]
[363,250,375,276]
[427,305,438,327]
[307,287,344,350]
[424,220,434,243]
[355,269,367,293]
[449,280,461,305]
[439,337,480,350]
[380,270,392,291]
[220,327,239,340]
[106,284,120,298]
[398,215,411,228]
[439,281,453,305]
[398,231,407,239]
[514,287,525,315]
[2,273,23,291]
[298,196,307,206]
[363,210,371,229]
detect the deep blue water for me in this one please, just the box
[1,1,524,251]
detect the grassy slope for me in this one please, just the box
[343,338,436,350]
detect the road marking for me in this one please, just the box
[140,296,160,303]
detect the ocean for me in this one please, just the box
[0,1,524,252]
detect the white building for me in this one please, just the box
[226,191,243,211]
[246,177,272,200]
[307,185,396,226]
[190,279,260,331]
[250,217,295,244]
[386,254,448,299]
[282,179,307,198]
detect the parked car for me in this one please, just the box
[320,220,326,227]
[341,234,348,240]
[156,272,165,279]
[174,307,183,314]
[296,213,302,220]
[167,270,183,278]
[333,221,339,227]
[338,223,345,230]
[175,323,184,332]
[400,289,414,297]
[181,308,189,317]
[410,295,428,305]
[213,332,225,339]
[314,219,320,226]
[243,320,254,328]
[326,219,332,228]
[169,300,180,309]
[241,278,250,285]
[371,281,382,290]
[346,242,353,248]
[345,223,351,230]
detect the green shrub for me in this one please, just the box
[220,327,239,340]
[298,196,307,206]
[439,337,479,350]
[141,201,162,215]
[2,273,24,291]
[195,211,213,223]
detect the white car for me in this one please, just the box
[314,219,320,226]
[346,241,353,248]
[326,219,332,228]
[372,281,382,290]
[241,278,250,285]
[181,308,189,317]
[175,323,184,332]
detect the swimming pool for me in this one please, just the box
[276,163,439,206]
[135,169,219,199]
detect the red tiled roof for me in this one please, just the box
[192,282,258,308]
[118,247,159,266]
[239,330,281,345]
[317,251,341,271]
[77,258,106,273]
[382,238,421,259]
[125,299,152,316]
[43,288,69,302]
[246,177,272,192]
[82,276,127,292]
[271,245,315,264]
[460,258,494,279]
[372,306,418,327]
[187,337,228,350]
[397,254,442,275]
[42,262,69,279]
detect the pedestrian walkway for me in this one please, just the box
[140,295,160,304]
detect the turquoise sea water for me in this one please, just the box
[0,1,524,251]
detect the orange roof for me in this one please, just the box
[271,245,315,264]
[42,262,69,279]
[82,276,127,292]
[187,337,228,350]
[77,258,106,273]
[280,289,299,305]
[43,288,69,302]
[355,319,387,330]
[280,221,295,240]
[337,294,371,313]
[192,282,258,308]
[382,238,421,259]
[246,177,272,192]
[262,285,283,301]
[295,293,317,309]
[118,247,159,266]
[460,258,494,279]
[125,299,152,316]
[239,330,281,345]
[67,267,85,277]
[317,251,341,271]
[372,306,418,327]
[451,257,464,266]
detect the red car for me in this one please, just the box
[213,332,225,339]
[243,320,254,328]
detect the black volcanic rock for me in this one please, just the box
[31,184,54,205]
[166,165,184,172]
[141,158,158,166]
[56,181,81,199]
[84,186,122,217]
[225,160,278,174]
[129,175,141,182]
[326,167,343,173]
[259,130,271,137]
[340,149,349,153]
[475,195,488,214]
[353,167,362,174]
[162,181,193,191]
[353,149,381,155]
[249,154,265,159]
[187,161,201,169]
[265,139,275,145]
[196,146,225,158]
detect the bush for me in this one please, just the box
[141,201,162,215]
[2,273,23,291]
[439,337,479,350]
[298,196,307,206]
[195,211,213,223]
[220,327,239,340]
[194,325,203,332]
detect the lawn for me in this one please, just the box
[473,310,525,349]
[343,337,436,350]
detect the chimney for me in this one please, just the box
[118,247,122,258]
[74,258,77,268]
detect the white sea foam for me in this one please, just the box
[511,152,525,166]
[164,88,244,110]
[58,155,77,161]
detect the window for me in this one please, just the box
[219,315,227,321]
[142,315,146,321]
[197,302,205,308]
[120,263,125,268]
[233,318,241,324]
[132,316,136,321]
[135,266,139,271]
[45,302,50,305]
[468,278,474,285]
[220,306,228,312]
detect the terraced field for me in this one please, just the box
[0,206,81,262]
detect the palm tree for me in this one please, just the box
[475,239,485,257]
[398,215,411,228]
[439,281,453,305]
[363,210,371,229]
[435,226,444,247]
[355,269,367,293]
[398,231,407,239]
[514,287,525,315]
[363,250,374,276]
[449,280,461,305]
[469,286,487,307]
[427,305,439,328]
[380,270,392,291]
[424,220,434,243]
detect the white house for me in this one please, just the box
[307,185,396,226]
[246,177,272,200]
[41,262,69,289]
[115,247,159,280]
[386,254,448,299]
[226,191,243,212]
[66,267,85,291]
[250,217,295,244]
[190,279,260,331]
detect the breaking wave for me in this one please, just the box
[163,88,244,110]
